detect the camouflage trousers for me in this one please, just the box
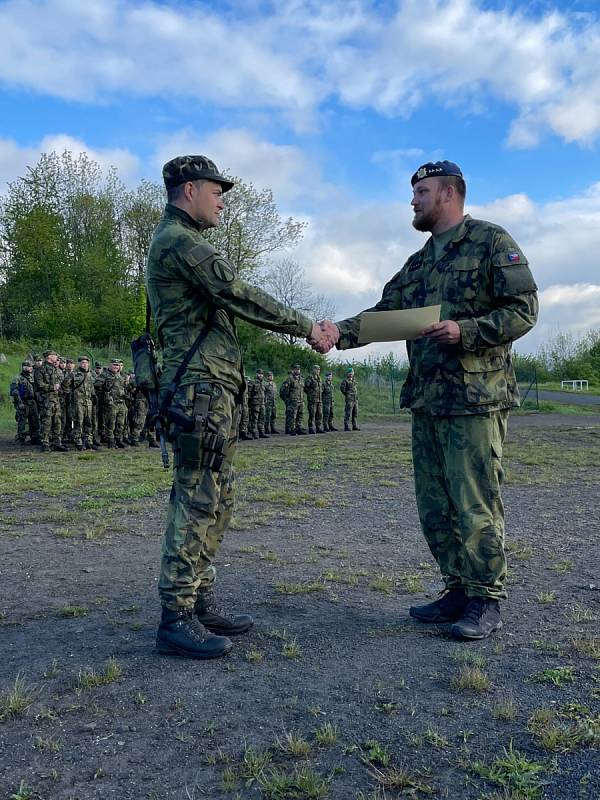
[159,382,240,610]
[322,396,334,429]
[265,400,276,432]
[105,401,127,443]
[249,402,266,435]
[14,401,39,442]
[130,395,149,442]
[307,397,322,431]
[284,400,303,433]
[39,396,63,447]
[239,397,249,436]
[344,397,358,428]
[411,410,508,600]
[72,399,93,446]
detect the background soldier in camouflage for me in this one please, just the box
[127,371,149,446]
[304,364,324,433]
[102,359,128,448]
[63,357,75,442]
[321,371,337,431]
[315,160,538,640]
[279,364,306,436]
[248,368,269,439]
[146,154,326,660]
[63,356,96,450]
[34,350,67,452]
[340,367,359,430]
[92,363,105,445]
[10,360,40,444]
[264,371,278,434]
[238,371,252,440]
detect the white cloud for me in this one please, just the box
[151,128,335,206]
[1,0,599,143]
[0,133,140,192]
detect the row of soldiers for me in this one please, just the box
[239,364,360,439]
[9,350,159,452]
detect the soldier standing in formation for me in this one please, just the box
[248,368,269,439]
[280,364,306,436]
[264,371,278,434]
[102,359,128,448]
[304,364,324,434]
[92,363,104,447]
[10,360,40,444]
[321,371,337,431]
[34,350,68,452]
[340,366,360,430]
[238,371,252,440]
[62,356,96,450]
[314,159,538,640]
[127,371,150,446]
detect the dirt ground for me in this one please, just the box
[0,413,599,800]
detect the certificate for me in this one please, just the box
[357,305,441,344]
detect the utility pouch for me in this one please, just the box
[131,333,160,395]
[177,431,204,469]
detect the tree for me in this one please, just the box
[262,258,335,344]
[205,178,306,280]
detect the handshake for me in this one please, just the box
[307,320,340,354]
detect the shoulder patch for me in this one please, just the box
[212,257,236,283]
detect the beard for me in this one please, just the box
[412,197,442,232]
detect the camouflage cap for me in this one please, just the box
[325,371,332,377]
[256,368,264,374]
[95,362,102,369]
[312,364,321,370]
[110,358,121,366]
[66,358,75,364]
[411,160,463,186]
[292,363,301,370]
[22,359,33,367]
[43,349,57,358]
[78,355,90,363]
[162,155,234,193]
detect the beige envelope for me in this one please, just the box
[357,305,441,344]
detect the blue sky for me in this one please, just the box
[1,0,599,359]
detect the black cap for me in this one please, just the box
[411,160,463,186]
[162,155,234,192]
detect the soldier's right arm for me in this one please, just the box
[34,366,53,393]
[178,241,314,339]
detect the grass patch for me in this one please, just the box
[0,674,36,721]
[571,637,600,659]
[491,698,518,721]
[277,731,311,758]
[533,666,575,687]
[451,666,490,693]
[314,722,338,746]
[369,574,395,594]
[274,581,326,595]
[471,742,546,799]
[258,765,329,799]
[58,605,88,618]
[75,657,122,692]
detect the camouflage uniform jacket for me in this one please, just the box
[322,380,333,403]
[279,374,303,404]
[34,362,62,401]
[336,216,538,416]
[248,377,265,407]
[10,371,35,406]
[102,372,127,404]
[340,377,357,400]
[304,373,322,399]
[264,380,276,406]
[63,368,95,402]
[146,205,313,395]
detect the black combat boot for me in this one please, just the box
[451,597,502,640]
[148,440,160,448]
[317,427,326,433]
[352,425,361,431]
[329,425,338,431]
[77,443,85,451]
[270,427,279,434]
[41,444,51,453]
[259,432,270,439]
[344,424,350,431]
[195,589,254,636]
[296,427,307,435]
[116,440,127,448]
[129,439,139,447]
[53,443,69,452]
[156,607,233,658]
[409,588,468,623]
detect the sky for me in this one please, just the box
[1,0,599,362]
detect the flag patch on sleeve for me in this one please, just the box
[507,252,521,263]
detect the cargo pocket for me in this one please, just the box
[460,352,508,406]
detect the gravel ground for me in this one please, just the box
[0,414,599,800]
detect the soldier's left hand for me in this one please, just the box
[420,320,461,345]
